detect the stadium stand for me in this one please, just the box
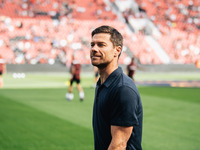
[0,0,199,66]
[115,0,200,64]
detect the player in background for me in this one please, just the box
[0,55,6,88]
[92,66,99,88]
[127,57,137,81]
[66,55,84,101]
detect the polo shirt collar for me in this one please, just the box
[97,67,122,88]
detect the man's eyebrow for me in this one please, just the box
[91,41,105,44]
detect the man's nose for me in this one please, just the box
[91,45,98,52]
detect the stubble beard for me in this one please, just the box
[91,60,109,70]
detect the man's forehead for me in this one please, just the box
[92,33,111,42]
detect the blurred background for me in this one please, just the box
[0,0,200,71]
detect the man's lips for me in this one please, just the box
[91,55,101,59]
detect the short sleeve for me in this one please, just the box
[110,86,139,126]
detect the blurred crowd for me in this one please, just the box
[0,0,199,65]
[134,0,200,64]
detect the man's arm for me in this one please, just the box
[108,125,133,150]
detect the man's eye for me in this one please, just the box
[98,43,104,47]
[91,43,94,47]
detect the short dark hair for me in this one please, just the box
[92,25,123,48]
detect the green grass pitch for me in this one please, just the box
[0,72,200,150]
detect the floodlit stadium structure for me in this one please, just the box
[0,0,199,66]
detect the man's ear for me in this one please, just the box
[114,46,122,57]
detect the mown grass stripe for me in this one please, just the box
[0,95,93,150]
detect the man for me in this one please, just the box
[127,57,137,81]
[90,25,143,150]
[66,55,84,101]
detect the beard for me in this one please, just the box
[91,60,109,69]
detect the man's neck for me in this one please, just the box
[98,64,118,85]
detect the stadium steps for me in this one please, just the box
[145,36,171,64]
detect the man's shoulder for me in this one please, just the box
[106,67,136,90]
[120,73,134,84]
[116,73,139,93]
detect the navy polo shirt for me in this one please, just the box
[92,67,143,150]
